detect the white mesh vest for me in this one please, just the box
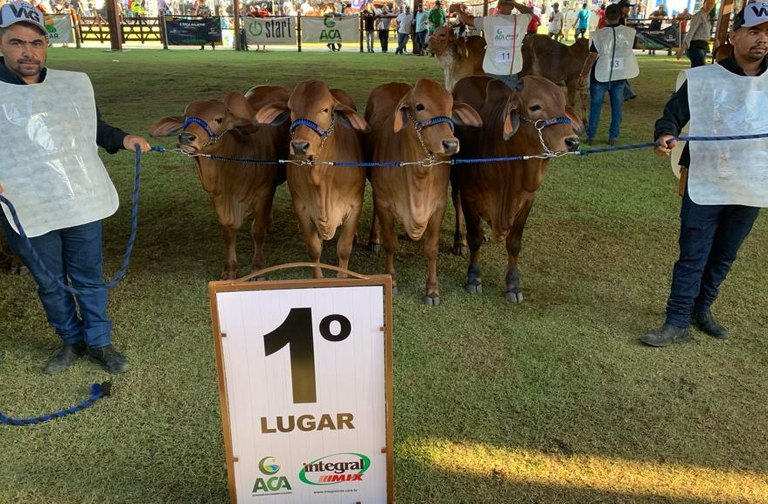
[0,69,118,237]
[591,25,639,82]
[686,63,768,206]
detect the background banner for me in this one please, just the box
[165,17,222,45]
[635,24,680,50]
[45,14,74,44]
[243,17,296,45]
[301,15,358,44]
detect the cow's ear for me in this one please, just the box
[253,102,291,125]
[225,91,254,123]
[149,116,185,137]
[452,102,483,128]
[334,102,369,132]
[392,95,410,133]
[502,97,521,140]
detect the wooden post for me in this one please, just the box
[160,13,168,49]
[106,0,122,51]
[360,12,364,52]
[714,0,736,52]
[297,13,302,52]
[72,9,82,48]
[234,0,241,50]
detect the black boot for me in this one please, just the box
[43,342,86,375]
[692,309,728,339]
[641,323,691,347]
[88,344,130,374]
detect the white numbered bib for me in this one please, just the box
[495,49,512,63]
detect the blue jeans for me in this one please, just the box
[1,215,112,348]
[665,188,760,327]
[687,47,707,67]
[414,29,427,53]
[587,80,626,140]
[396,32,409,54]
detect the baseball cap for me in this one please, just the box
[733,2,768,30]
[0,2,48,36]
[617,0,635,7]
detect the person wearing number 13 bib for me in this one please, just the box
[585,3,638,146]
[457,0,532,90]
[0,1,151,374]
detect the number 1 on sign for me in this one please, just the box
[263,307,352,404]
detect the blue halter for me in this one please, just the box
[412,115,454,132]
[530,116,572,130]
[182,116,218,143]
[289,118,332,139]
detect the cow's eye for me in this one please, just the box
[323,107,330,113]
[529,105,542,113]
[415,103,425,112]
[215,118,224,124]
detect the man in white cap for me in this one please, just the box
[457,0,532,89]
[0,1,151,373]
[643,2,768,346]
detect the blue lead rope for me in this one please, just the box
[0,145,161,295]
[0,382,111,426]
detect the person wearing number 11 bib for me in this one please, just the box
[457,0,532,90]
[585,3,638,146]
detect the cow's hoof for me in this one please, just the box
[464,281,482,294]
[368,242,382,254]
[452,243,468,256]
[505,291,524,304]
[423,294,440,306]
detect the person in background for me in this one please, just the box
[642,2,768,347]
[428,0,445,33]
[0,1,152,374]
[458,0,533,89]
[527,6,540,34]
[585,3,638,146]
[677,0,716,67]
[572,2,589,38]
[597,3,606,28]
[376,3,393,53]
[395,4,412,54]
[414,3,428,55]
[547,1,563,39]
[616,0,637,100]
[363,2,376,53]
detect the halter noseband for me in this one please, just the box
[182,116,219,144]
[518,115,572,156]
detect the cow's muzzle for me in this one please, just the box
[565,136,580,152]
[291,140,311,156]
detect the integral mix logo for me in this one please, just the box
[253,456,292,494]
[299,452,370,485]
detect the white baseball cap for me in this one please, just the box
[0,2,48,37]
[733,2,768,30]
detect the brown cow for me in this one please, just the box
[149,86,289,280]
[452,75,581,303]
[520,35,597,121]
[252,80,367,279]
[427,25,486,92]
[365,79,482,305]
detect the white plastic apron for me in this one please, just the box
[591,25,639,82]
[0,69,118,237]
[686,64,768,206]
[481,14,529,76]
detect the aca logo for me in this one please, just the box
[252,456,292,494]
[321,15,341,41]
[299,452,371,485]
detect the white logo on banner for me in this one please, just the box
[244,16,295,45]
[301,15,358,43]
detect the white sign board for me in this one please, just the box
[243,17,296,45]
[45,14,74,44]
[301,15,359,44]
[210,275,394,504]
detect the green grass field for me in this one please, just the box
[1,48,767,504]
